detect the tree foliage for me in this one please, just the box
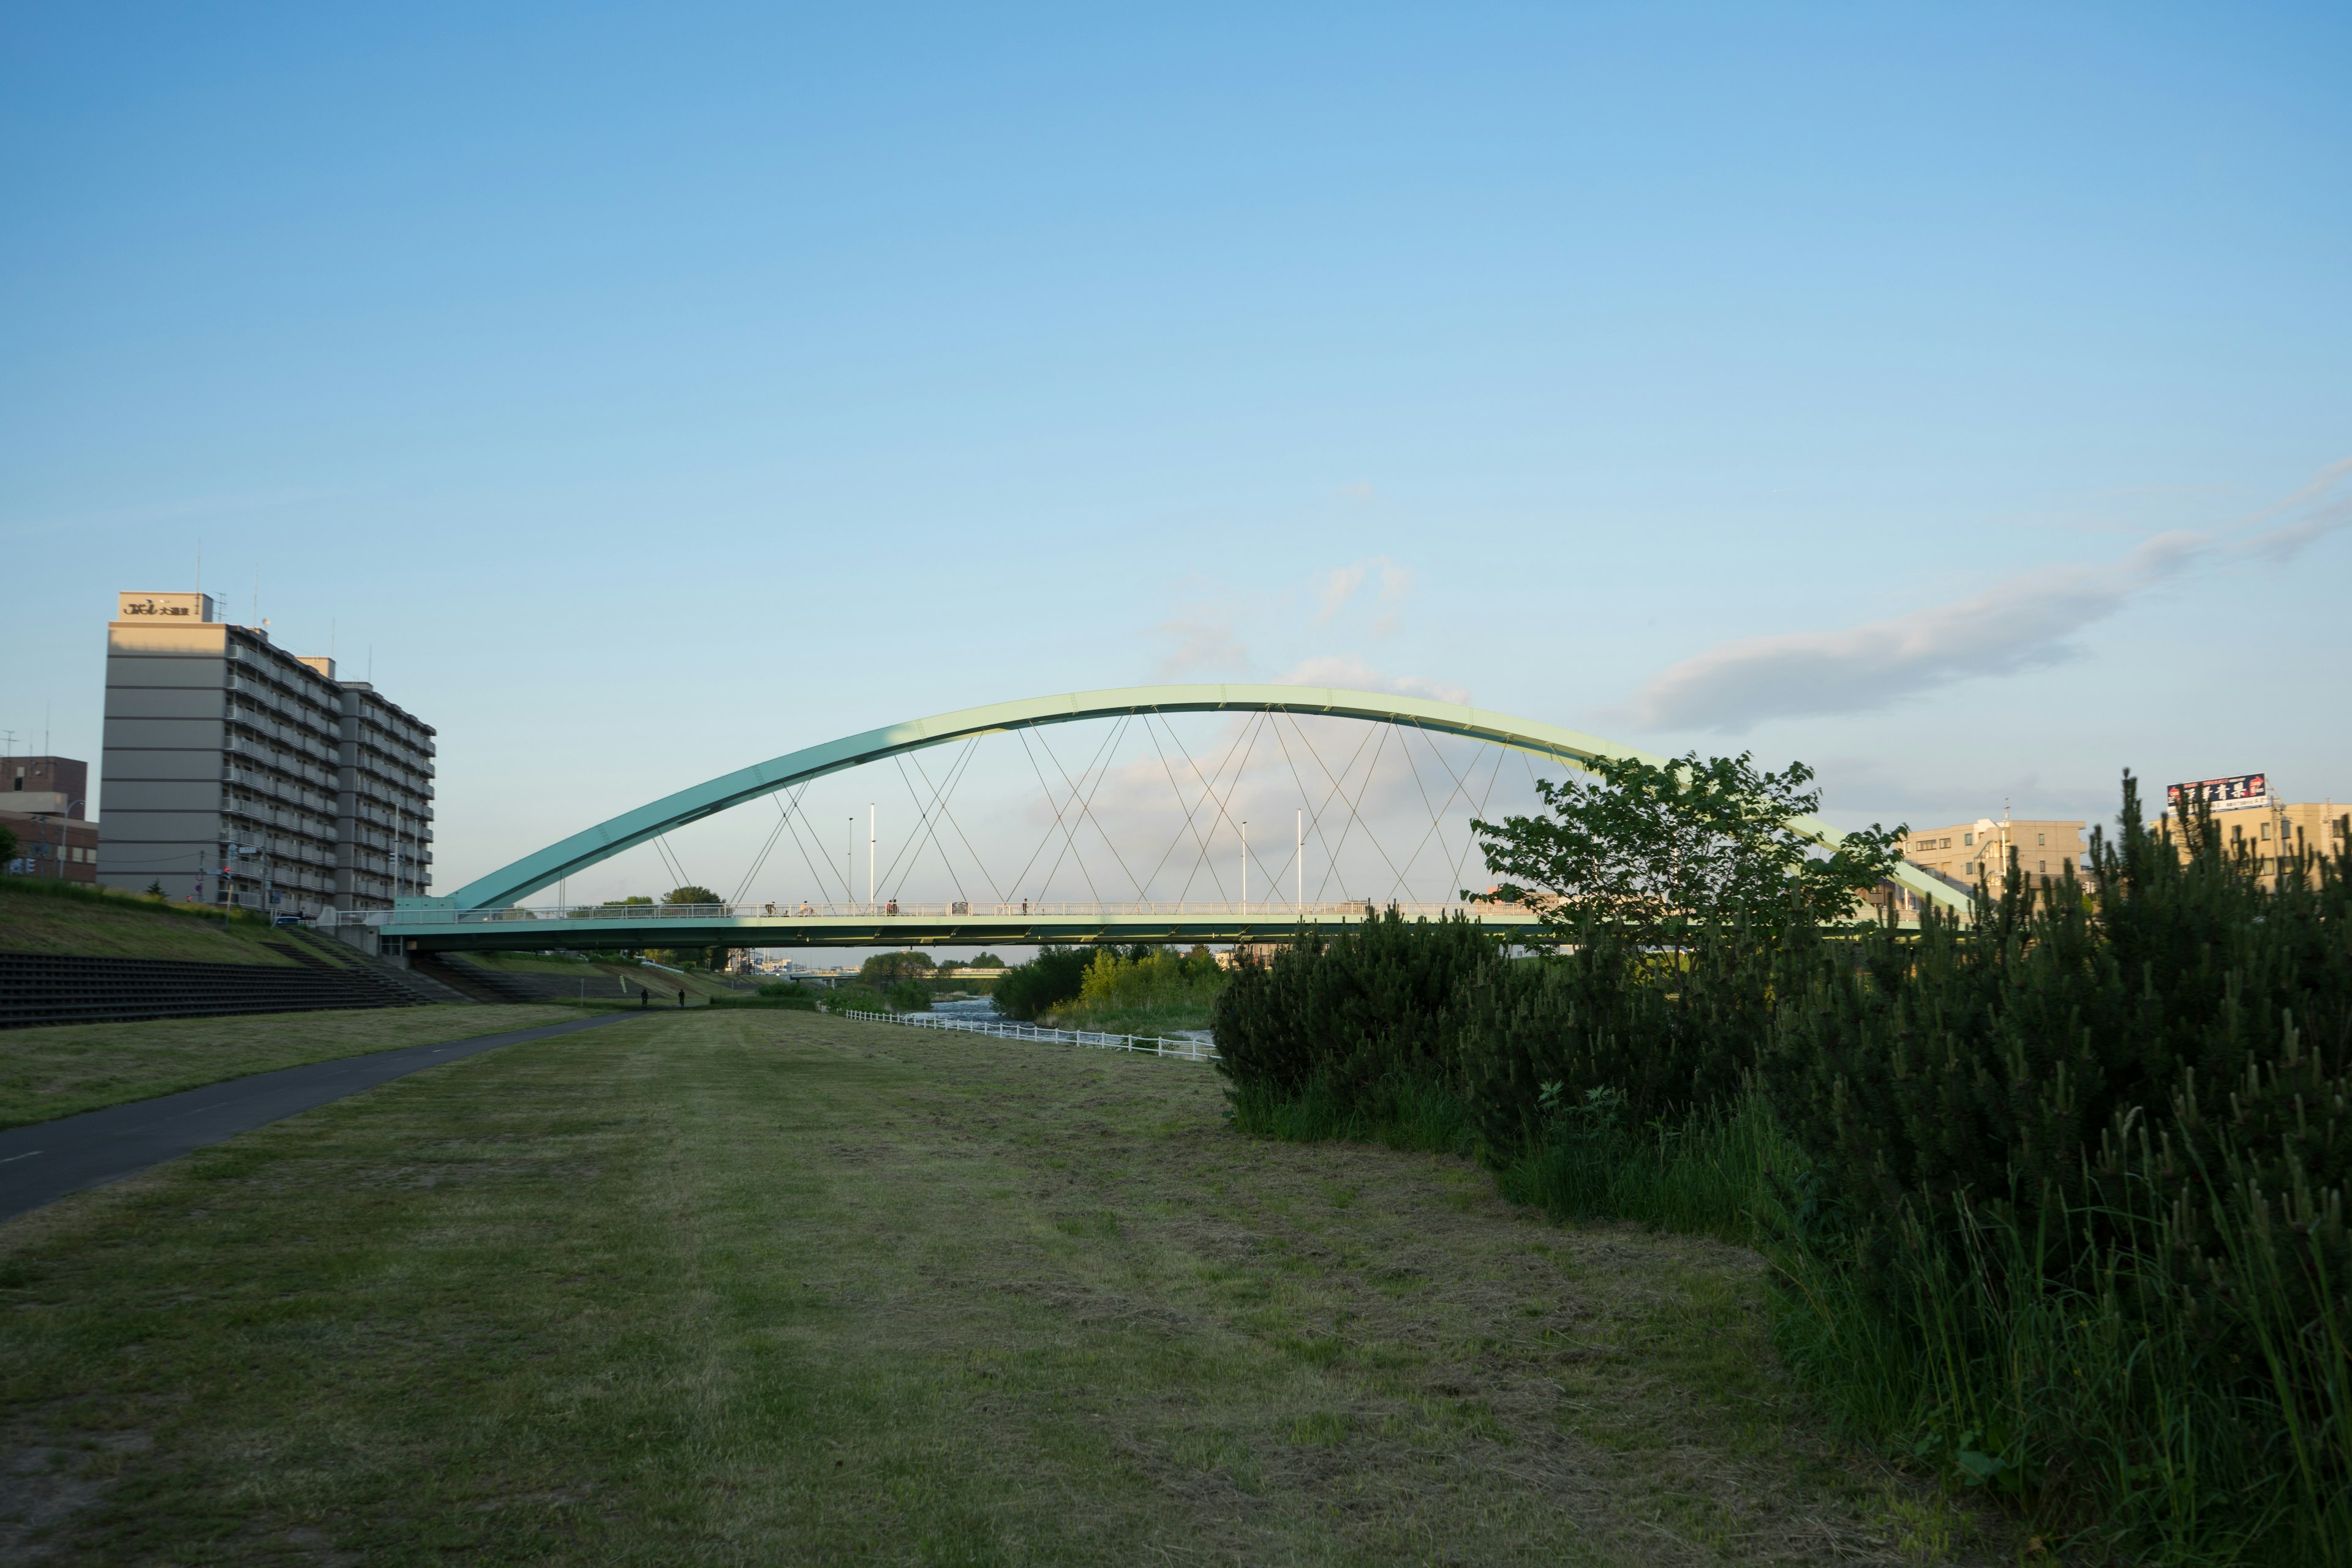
[660,885,722,907]
[993,945,1098,1019]
[0,823,17,869]
[860,950,937,983]
[1470,751,1904,946]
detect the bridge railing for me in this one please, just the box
[329,899,1536,929]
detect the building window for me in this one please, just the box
[2036,833,2046,847]
[1963,832,1975,847]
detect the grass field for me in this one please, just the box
[0,1011,1993,1565]
[0,883,304,966]
[0,1004,589,1129]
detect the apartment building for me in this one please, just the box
[94,591,434,916]
[2161,786,2348,884]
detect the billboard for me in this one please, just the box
[2166,774,2269,813]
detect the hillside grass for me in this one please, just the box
[0,1010,1992,1564]
[0,880,303,965]
[0,1004,589,1129]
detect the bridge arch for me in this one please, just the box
[426,684,1966,914]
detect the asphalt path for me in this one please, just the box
[0,1011,645,1223]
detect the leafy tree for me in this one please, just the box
[861,950,937,983]
[1470,752,1904,947]
[994,945,1094,1019]
[0,823,15,869]
[660,885,722,907]
[963,952,1005,969]
[145,880,167,897]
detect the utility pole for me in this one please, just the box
[868,803,876,906]
[1240,820,1248,913]
[1297,809,1303,910]
[846,817,853,905]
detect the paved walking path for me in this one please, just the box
[0,1012,643,1223]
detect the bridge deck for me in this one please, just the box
[337,901,1543,952]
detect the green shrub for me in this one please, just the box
[1763,777,2351,1561]
[861,950,936,984]
[883,978,933,1012]
[993,945,1096,1020]
[1453,924,1782,1155]
[1212,910,1494,1100]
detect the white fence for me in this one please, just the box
[827,1006,1218,1063]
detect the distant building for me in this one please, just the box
[2158,789,2348,886]
[94,592,436,916]
[1,755,100,883]
[1888,817,2086,914]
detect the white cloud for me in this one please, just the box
[1313,562,1369,624]
[1627,461,2349,733]
[1275,654,1472,706]
[1152,614,1250,678]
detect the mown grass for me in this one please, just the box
[0,1004,589,1128]
[0,1011,1986,1564]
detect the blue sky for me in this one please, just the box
[5,2,2348,907]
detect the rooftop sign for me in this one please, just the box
[2167,774,2269,813]
[116,592,214,622]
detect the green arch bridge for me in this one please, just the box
[336,684,1962,954]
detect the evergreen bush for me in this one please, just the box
[1763,777,2351,1559]
[1212,909,1494,1101]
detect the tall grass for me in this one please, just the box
[1496,1088,1789,1246]
[1769,1149,2352,1566]
[1227,1070,1475,1157]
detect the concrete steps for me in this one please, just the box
[0,951,407,1030]
[274,928,473,1006]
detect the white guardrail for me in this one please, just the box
[826,1006,1219,1063]
[326,899,1529,929]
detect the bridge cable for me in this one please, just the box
[1136,711,1254,900]
[1268,711,1372,902]
[776,783,855,904]
[1282,716,1408,903]
[1386,720,1511,908]
[652,833,695,897]
[899,740,1002,903]
[728,788,795,906]
[1003,722,1114,903]
[1161,710,1266,904]
[1008,719,1124,903]
[1138,709,1253,902]
[1026,714,1148,900]
[1442,734,1511,899]
[1158,709,1271,904]
[1322,720,1409,902]
[881,742,978,904]
[1265,712,1381,904]
[729,785,806,907]
[1384,720,1487,905]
